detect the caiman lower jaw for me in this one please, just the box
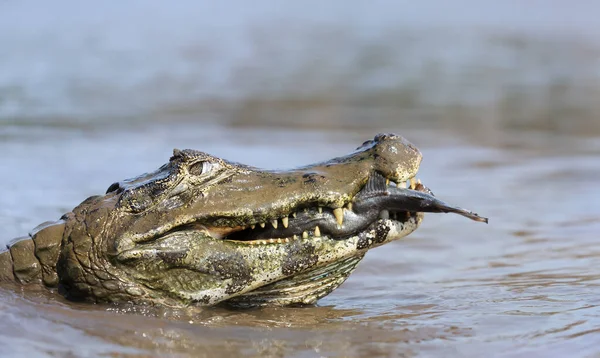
[202,173,427,245]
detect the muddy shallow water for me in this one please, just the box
[1,123,599,357]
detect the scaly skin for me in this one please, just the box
[0,133,429,307]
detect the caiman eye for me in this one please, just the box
[188,161,212,176]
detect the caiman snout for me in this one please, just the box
[238,172,487,243]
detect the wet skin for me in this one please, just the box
[0,133,487,307]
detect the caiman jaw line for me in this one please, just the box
[206,172,424,245]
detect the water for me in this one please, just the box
[1,1,600,357]
[1,123,598,357]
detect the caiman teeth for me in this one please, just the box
[228,177,422,242]
[410,178,417,189]
[385,175,420,190]
[314,225,321,237]
[227,174,424,245]
[379,209,390,219]
[238,235,305,245]
[333,208,344,226]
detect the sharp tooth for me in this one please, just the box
[418,178,422,184]
[410,178,417,189]
[269,238,275,243]
[282,217,289,228]
[292,235,297,240]
[271,220,278,229]
[399,181,407,188]
[318,207,323,213]
[292,212,297,218]
[251,224,256,229]
[285,238,290,243]
[333,208,344,226]
[302,231,309,239]
[303,208,308,213]
[314,226,321,237]
[260,240,267,245]
[379,210,389,219]
[386,178,390,186]
[346,202,353,211]
[260,222,266,228]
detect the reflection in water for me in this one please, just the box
[0,285,469,357]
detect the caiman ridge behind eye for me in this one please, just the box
[188,161,213,176]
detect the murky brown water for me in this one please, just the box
[2,1,600,357]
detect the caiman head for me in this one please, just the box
[28,133,484,307]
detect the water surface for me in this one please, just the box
[1,1,600,356]
[1,123,599,357]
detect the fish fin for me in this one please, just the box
[364,172,389,196]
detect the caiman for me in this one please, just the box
[0,133,487,308]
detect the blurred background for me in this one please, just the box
[1,1,599,357]
[2,1,600,139]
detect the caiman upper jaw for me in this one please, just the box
[200,169,488,245]
[204,171,427,244]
